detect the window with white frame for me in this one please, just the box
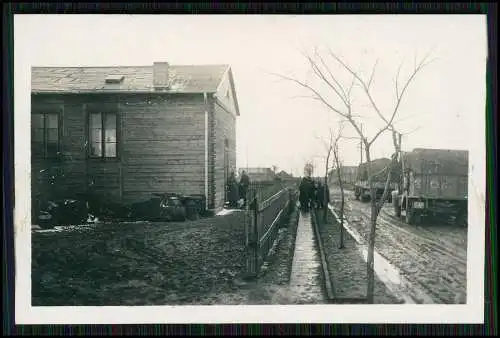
[89,112,117,158]
[32,113,60,158]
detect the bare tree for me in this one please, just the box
[319,130,334,223]
[377,130,403,215]
[318,125,345,229]
[331,129,346,249]
[273,47,434,303]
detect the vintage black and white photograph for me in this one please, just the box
[15,14,486,324]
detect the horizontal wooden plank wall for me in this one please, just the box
[121,94,206,203]
[31,93,209,205]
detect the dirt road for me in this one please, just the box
[329,188,467,304]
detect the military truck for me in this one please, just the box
[391,148,468,226]
[354,158,398,202]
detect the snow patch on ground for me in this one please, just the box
[216,208,245,216]
[32,224,94,233]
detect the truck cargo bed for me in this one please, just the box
[409,173,468,200]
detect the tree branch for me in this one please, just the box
[270,67,365,146]
[313,48,350,104]
[269,71,350,120]
[369,51,435,147]
[367,58,378,90]
[347,74,357,104]
[395,60,404,98]
[304,51,351,109]
[399,125,422,136]
[327,49,387,127]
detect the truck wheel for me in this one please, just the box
[395,204,401,218]
[361,195,369,203]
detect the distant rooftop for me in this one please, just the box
[239,167,274,174]
[31,64,230,94]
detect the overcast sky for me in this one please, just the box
[16,14,487,177]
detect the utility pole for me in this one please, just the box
[398,132,403,192]
[359,123,364,165]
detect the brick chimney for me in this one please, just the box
[153,62,170,88]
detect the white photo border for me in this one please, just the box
[13,14,486,324]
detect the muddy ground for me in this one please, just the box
[32,206,305,306]
[32,212,249,306]
[314,209,402,304]
[329,187,468,304]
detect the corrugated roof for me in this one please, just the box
[31,64,230,94]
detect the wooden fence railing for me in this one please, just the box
[244,183,295,278]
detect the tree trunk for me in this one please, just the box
[376,131,402,216]
[376,157,396,217]
[365,147,376,304]
[323,177,328,223]
[333,146,345,249]
[323,149,332,223]
[339,175,345,249]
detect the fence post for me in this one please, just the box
[253,198,260,275]
[245,203,252,276]
[245,196,259,279]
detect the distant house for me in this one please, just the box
[238,167,276,182]
[329,166,358,185]
[31,62,240,211]
[276,170,293,180]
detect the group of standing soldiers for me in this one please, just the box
[226,170,251,208]
[298,176,330,212]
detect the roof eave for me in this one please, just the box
[227,69,241,116]
[31,90,217,95]
[215,65,231,93]
[213,66,240,117]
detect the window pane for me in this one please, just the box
[32,142,45,157]
[32,128,44,143]
[105,129,116,143]
[90,113,102,129]
[32,114,44,128]
[47,128,58,143]
[90,128,102,142]
[105,142,117,157]
[46,142,58,157]
[105,114,116,130]
[32,127,45,156]
[90,142,102,157]
[46,114,59,128]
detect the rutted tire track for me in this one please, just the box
[330,190,467,304]
[373,210,467,267]
[347,198,467,265]
[379,207,467,251]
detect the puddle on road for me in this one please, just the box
[327,204,434,304]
